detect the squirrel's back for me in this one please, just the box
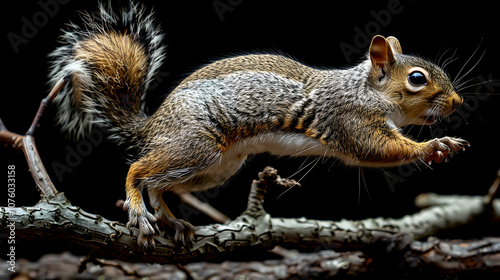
[48,1,165,144]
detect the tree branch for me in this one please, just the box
[0,78,66,197]
[1,167,499,265]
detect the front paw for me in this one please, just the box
[125,203,160,250]
[425,137,470,164]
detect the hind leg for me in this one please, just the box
[148,188,196,244]
[124,139,225,249]
[123,173,159,250]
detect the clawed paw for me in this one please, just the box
[152,205,197,248]
[125,204,196,250]
[165,218,197,248]
[425,137,470,164]
[124,202,160,251]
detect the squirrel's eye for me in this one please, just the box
[408,71,427,86]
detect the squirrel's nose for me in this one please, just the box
[449,93,463,114]
[452,94,463,109]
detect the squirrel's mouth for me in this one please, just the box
[420,105,457,125]
[420,107,455,125]
[420,115,436,125]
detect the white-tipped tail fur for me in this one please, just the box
[48,1,165,143]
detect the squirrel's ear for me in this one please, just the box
[387,36,403,54]
[369,35,396,68]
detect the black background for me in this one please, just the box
[2,0,499,259]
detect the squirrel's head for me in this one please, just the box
[367,35,463,126]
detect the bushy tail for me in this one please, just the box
[48,1,165,145]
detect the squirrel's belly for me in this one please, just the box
[174,132,330,192]
[235,132,329,157]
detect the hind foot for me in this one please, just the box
[124,199,160,250]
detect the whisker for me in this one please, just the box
[362,169,369,202]
[417,156,433,170]
[457,79,500,92]
[276,183,296,199]
[288,148,328,188]
[358,168,371,206]
[420,108,437,135]
[403,124,417,134]
[358,168,362,206]
[417,117,429,138]
[441,49,458,69]
[442,57,460,71]
[292,156,322,185]
[452,39,483,86]
[454,75,482,91]
[278,157,322,199]
[428,124,434,138]
[288,157,316,179]
[436,47,452,66]
[460,92,500,96]
[293,144,321,157]
[453,51,486,88]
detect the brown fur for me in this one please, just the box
[74,32,148,129]
[180,54,315,86]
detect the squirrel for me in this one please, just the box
[48,2,469,250]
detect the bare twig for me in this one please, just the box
[244,166,299,217]
[22,135,58,197]
[178,193,230,223]
[26,77,66,136]
[0,119,24,150]
[175,263,195,280]
[1,78,66,197]
[483,169,500,207]
[0,125,58,197]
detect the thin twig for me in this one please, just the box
[22,135,59,197]
[175,263,195,280]
[0,124,58,196]
[26,77,66,136]
[178,193,230,223]
[0,119,24,150]
[244,166,299,217]
[483,169,500,207]
[1,79,66,196]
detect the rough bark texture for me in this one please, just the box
[1,167,500,277]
